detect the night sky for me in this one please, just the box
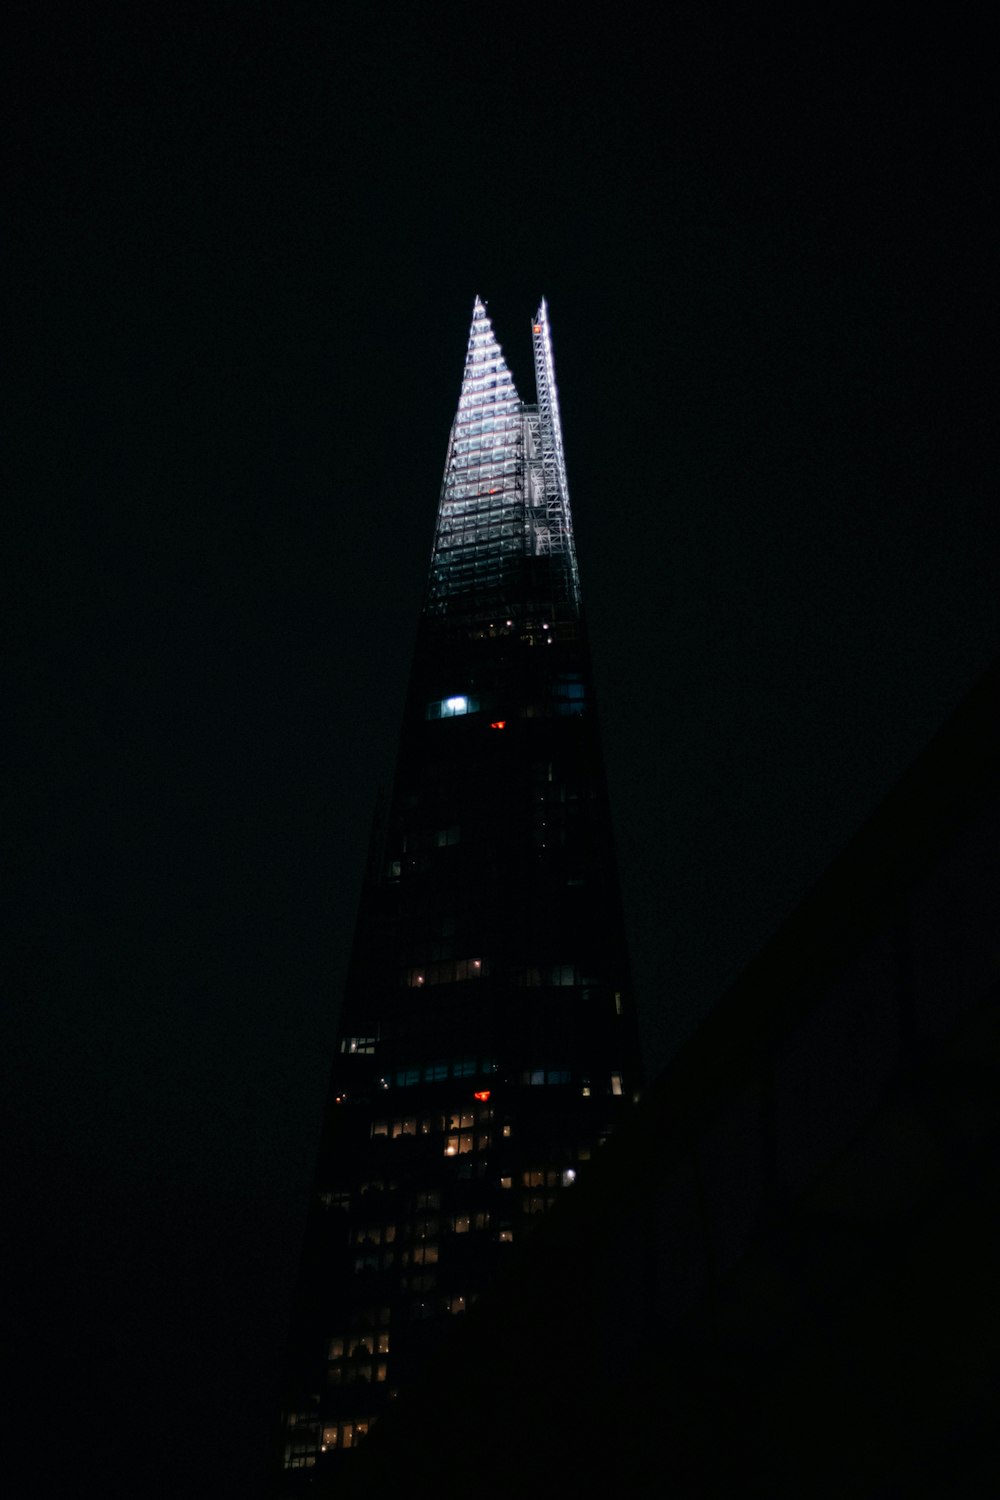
[8,9,996,1496]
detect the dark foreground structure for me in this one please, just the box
[329,656,1000,1499]
[273,300,641,1489]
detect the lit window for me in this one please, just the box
[405,957,487,987]
[342,1036,376,1055]
[427,695,479,720]
[562,1168,577,1186]
[611,1072,624,1096]
[499,1228,513,1243]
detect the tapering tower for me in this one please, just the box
[275,299,641,1487]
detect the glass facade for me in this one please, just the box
[274,300,640,1491]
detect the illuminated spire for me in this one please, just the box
[425,299,525,619]
[530,299,580,610]
[425,297,580,622]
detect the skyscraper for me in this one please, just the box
[275,298,641,1486]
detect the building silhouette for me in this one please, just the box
[274,298,641,1487]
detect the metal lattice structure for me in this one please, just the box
[426,298,580,625]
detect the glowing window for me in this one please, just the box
[342,1036,376,1055]
[611,1072,624,1096]
[427,695,479,720]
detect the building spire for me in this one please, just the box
[424,298,580,623]
[531,298,580,611]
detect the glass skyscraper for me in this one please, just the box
[275,298,641,1486]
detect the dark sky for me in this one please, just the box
[8,9,995,1496]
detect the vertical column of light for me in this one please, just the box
[425,299,524,616]
[531,300,581,611]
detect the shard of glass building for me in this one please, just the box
[273,298,640,1490]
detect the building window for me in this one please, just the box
[321,1419,371,1451]
[611,1072,624,1096]
[341,1036,377,1054]
[317,1191,350,1211]
[405,957,486,987]
[426,695,479,719]
[522,1067,571,1085]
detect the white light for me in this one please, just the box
[562,1169,576,1186]
[445,696,468,713]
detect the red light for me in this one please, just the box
[533,324,542,333]
[474,1090,491,1101]
[490,720,506,730]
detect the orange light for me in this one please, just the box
[474,1090,491,1101]
[490,720,506,730]
[533,324,542,332]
